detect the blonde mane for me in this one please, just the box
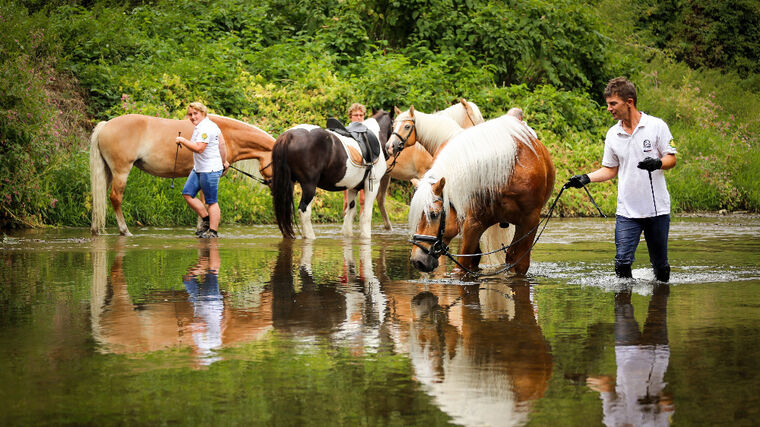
[437,101,485,126]
[396,109,463,155]
[408,114,538,233]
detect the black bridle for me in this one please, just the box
[390,118,417,157]
[410,196,449,259]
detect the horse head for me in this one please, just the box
[409,177,459,272]
[387,106,418,157]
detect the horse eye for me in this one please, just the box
[404,124,411,129]
[429,210,440,220]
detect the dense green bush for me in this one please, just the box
[637,0,760,76]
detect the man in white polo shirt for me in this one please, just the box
[176,102,229,238]
[565,77,677,282]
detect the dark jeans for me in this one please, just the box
[614,214,670,270]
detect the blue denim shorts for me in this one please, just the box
[614,214,670,269]
[182,170,222,204]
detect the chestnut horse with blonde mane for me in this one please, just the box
[407,113,555,276]
[90,114,276,236]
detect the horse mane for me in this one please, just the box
[437,100,484,126]
[409,114,537,232]
[397,109,462,154]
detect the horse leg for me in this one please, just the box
[376,174,392,231]
[342,189,358,237]
[298,184,317,240]
[507,215,541,276]
[359,181,381,239]
[109,170,132,236]
[456,218,487,272]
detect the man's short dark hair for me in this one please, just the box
[604,77,637,106]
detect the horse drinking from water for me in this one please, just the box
[271,110,392,240]
[408,113,555,276]
[90,114,276,236]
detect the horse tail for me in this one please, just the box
[89,121,110,235]
[271,133,296,238]
[480,224,515,267]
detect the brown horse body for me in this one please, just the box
[90,114,276,236]
[408,114,555,276]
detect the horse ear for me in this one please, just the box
[432,177,446,196]
[459,98,467,107]
[409,105,416,117]
[394,106,402,115]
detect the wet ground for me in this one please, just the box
[1,216,759,426]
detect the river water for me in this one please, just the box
[1,216,759,426]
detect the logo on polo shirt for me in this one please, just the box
[202,133,208,140]
[642,139,652,152]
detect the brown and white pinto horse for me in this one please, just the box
[90,114,276,236]
[376,99,484,230]
[407,113,555,276]
[271,110,392,240]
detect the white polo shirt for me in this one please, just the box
[191,117,223,173]
[602,113,677,218]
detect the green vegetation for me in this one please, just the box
[1,0,758,230]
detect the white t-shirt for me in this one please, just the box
[191,117,223,173]
[602,113,677,218]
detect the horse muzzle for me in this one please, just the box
[411,249,439,272]
[410,235,443,272]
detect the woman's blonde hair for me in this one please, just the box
[188,102,208,115]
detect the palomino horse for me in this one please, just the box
[387,105,514,267]
[271,110,391,239]
[90,114,276,236]
[407,113,555,276]
[376,99,484,230]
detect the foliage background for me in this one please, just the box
[1,0,758,230]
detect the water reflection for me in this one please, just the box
[587,283,674,425]
[91,238,272,366]
[182,241,224,365]
[392,282,553,426]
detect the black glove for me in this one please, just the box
[637,157,662,172]
[565,174,590,189]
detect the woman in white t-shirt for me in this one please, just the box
[176,102,229,238]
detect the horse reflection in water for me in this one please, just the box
[382,276,554,426]
[90,238,273,368]
[91,238,552,422]
[586,283,674,425]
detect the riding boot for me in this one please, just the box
[615,263,633,279]
[654,265,670,283]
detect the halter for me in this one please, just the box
[390,117,417,156]
[410,196,449,259]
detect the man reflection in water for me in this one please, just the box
[587,283,674,425]
[183,240,224,366]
